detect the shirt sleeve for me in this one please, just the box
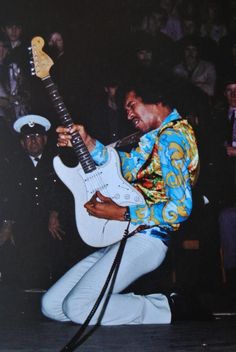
[90,140,146,182]
[128,130,193,228]
[90,140,108,164]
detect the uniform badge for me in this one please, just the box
[28,121,35,128]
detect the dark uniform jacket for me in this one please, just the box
[8,148,59,244]
[4,146,62,287]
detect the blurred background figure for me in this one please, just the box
[210,76,236,209]
[81,68,134,146]
[173,36,216,99]
[159,0,183,41]
[1,16,31,120]
[130,5,176,73]
[47,31,64,60]
[43,29,85,123]
[0,35,11,123]
[177,15,218,67]
[0,34,21,154]
[199,0,227,45]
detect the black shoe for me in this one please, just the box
[167,292,213,322]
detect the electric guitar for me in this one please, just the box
[30,36,145,247]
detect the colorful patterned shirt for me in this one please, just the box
[91,109,199,244]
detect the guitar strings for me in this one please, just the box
[87,169,111,198]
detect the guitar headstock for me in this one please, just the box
[30,36,54,79]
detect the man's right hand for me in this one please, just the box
[56,124,96,152]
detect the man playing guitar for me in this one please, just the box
[42,77,199,326]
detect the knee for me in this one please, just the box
[62,293,95,324]
[41,291,55,320]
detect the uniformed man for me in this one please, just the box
[7,114,65,289]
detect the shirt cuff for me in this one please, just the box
[129,204,150,225]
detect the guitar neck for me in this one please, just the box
[42,76,96,173]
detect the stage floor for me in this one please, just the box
[0,284,236,352]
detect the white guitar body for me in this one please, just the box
[53,147,145,247]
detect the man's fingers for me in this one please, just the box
[50,230,62,240]
[49,227,65,240]
[96,191,113,203]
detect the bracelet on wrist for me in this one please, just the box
[123,207,131,222]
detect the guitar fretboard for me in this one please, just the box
[42,76,96,174]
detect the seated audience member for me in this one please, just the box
[47,31,65,60]
[178,0,199,19]
[210,76,236,208]
[199,0,227,45]
[176,16,218,67]
[46,29,84,113]
[138,6,176,69]
[0,35,20,153]
[6,115,66,289]
[159,0,183,42]
[84,71,134,146]
[173,36,216,98]
[127,32,172,84]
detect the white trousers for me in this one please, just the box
[42,233,171,325]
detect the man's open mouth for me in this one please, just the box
[131,117,140,127]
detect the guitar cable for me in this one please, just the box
[59,220,139,352]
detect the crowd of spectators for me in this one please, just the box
[0,0,235,305]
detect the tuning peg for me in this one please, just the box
[28,46,32,52]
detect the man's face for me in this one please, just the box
[160,0,173,12]
[48,32,64,52]
[104,85,118,98]
[4,25,22,42]
[141,13,164,35]
[184,45,198,62]
[225,84,236,107]
[183,20,196,35]
[21,133,47,157]
[124,90,161,133]
[137,49,153,67]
